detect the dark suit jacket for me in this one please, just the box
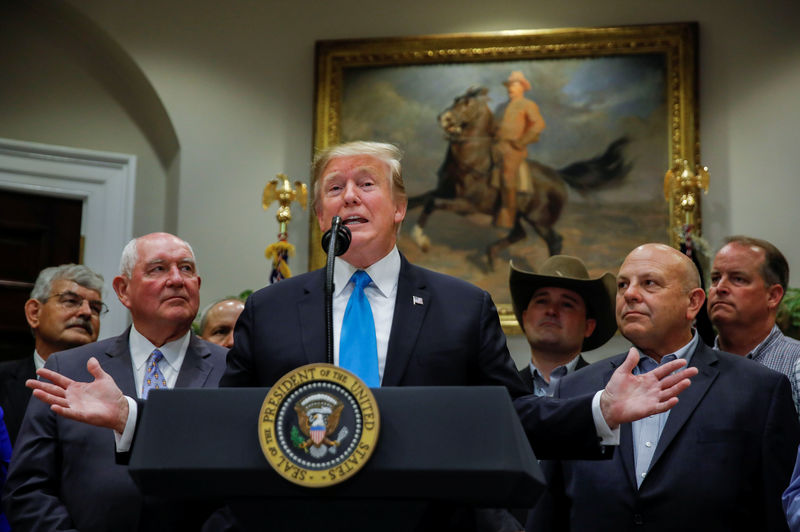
[2,330,227,532]
[517,355,589,394]
[529,341,800,532]
[0,356,35,446]
[223,256,602,460]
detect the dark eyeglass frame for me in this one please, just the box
[43,291,108,317]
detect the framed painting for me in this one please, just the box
[312,23,699,333]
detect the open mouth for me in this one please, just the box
[343,215,368,226]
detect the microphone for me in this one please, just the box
[323,216,351,365]
[321,217,352,256]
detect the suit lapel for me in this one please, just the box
[382,257,429,386]
[175,335,215,388]
[605,358,639,490]
[99,330,138,398]
[649,342,718,468]
[297,269,328,365]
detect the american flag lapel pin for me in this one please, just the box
[412,296,424,306]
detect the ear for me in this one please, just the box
[394,196,408,225]
[24,299,41,329]
[686,287,707,321]
[112,276,132,310]
[316,207,328,232]
[583,318,597,339]
[766,284,784,311]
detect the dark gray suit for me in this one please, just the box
[0,356,35,446]
[529,342,800,532]
[2,329,227,532]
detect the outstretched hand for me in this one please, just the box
[600,347,697,429]
[27,357,129,433]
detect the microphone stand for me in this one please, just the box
[322,216,351,365]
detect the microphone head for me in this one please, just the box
[321,219,352,257]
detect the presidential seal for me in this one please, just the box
[258,364,380,487]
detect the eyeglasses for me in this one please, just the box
[44,291,109,317]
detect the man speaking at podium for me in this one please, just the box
[26,141,695,530]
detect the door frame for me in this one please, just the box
[0,137,136,338]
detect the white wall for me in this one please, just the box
[2,0,798,361]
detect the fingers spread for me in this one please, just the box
[618,347,640,373]
[32,389,71,408]
[36,368,76,387]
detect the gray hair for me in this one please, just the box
[118,234,197,277]
[310,141,406,215]
[30,264,105,301]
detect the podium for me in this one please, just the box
[129,387,543,531]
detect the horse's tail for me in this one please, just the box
[557,136,631,191]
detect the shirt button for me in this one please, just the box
[645,441,652,448]
[641,472,647,479]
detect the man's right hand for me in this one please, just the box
[27,357,129,433]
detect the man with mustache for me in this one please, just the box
[0,263,104,446]
[707,236,800,415]
[510,255,616,396]
[528,243,800,532]
[4,233,227,531]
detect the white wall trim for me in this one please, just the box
[0,137,136,339]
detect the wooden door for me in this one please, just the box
[0,189,82,362]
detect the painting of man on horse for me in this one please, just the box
[338,55,669,305]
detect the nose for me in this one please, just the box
[342,181,360,206]
[76,298,93,318]
[223,331,235,349]
[622,282,642,303]
[713,275,730,294]
[165,264,185,286]
[544,302,558,316]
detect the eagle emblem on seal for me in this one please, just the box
[292,393,350,458]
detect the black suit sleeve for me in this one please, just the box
[513,392,611,460]
[3,356,78,531]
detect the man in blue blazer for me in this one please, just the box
[529,243,800,532]
[4,233,228,532]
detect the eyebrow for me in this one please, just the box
[145,257,196,266]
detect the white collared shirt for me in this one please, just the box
[128,326,191,398]
[33,350,46,373]
[332,246,401,383]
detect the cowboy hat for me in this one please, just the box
[509,255,617,351]
[502,71,532,91]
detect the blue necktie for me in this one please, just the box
[142,349,167,399]
[339,271,380,387]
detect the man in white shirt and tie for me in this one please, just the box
[4,232,227,531]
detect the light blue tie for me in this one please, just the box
[142,349,167,399]
[339,271,380,387]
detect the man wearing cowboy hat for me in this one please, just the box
[493,70,546,229]
[510,255,617,396]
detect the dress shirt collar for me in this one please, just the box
[333,246,401,298]
[33,350,46,372]
[529,354,581,382]
[637,330,699,369]
[713,324,781,360]
[128,325,191,374]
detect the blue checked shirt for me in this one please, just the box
[716,325,800,417]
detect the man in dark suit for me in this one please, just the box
[25,145,697,529]
[4,232,227,532]
[0,263,104,445]
[510,255,616,395]
[529,243,800,532]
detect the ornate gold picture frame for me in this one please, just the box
[312,23,699,333]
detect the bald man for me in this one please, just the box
[528,243,800,532]
[199,298,245,349]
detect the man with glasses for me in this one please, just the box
[4,233,227,532]
[0,264,105,446]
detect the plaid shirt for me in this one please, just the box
[716,325,800,416]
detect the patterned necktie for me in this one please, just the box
[142,348,167,399]
[339,271,380,387]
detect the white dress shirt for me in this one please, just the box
[332,246,400,383]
